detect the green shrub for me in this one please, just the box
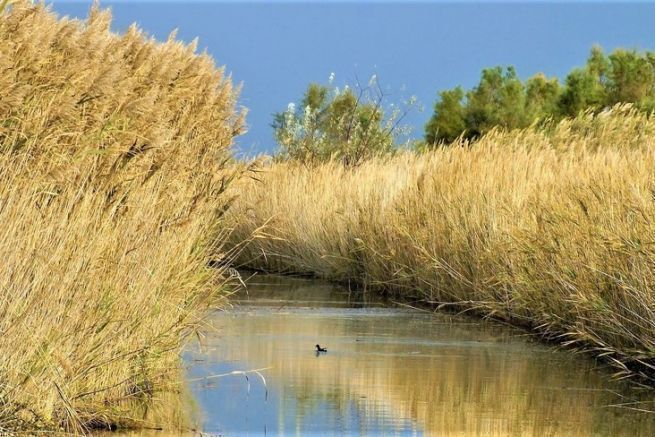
[272,75,414,165]
[426,46,655,146]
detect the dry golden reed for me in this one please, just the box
[0,1,243,432]
[230,106,655,385]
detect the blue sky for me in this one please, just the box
[52,1,655,156]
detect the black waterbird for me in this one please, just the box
[315,344,327,353]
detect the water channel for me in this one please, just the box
[184,274,655,435]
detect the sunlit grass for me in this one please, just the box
[230,106,655,384]
[0,1,243,432]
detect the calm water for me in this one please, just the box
[184,274,655,436]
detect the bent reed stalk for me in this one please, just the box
[0,2,243,433]
[230,106,655,385]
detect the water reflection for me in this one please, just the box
[186,274,655,435]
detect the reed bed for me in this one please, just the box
[230,107,655,384]
[0,2,242,432]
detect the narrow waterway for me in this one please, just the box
[185,274,655,435]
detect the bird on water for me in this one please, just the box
[315,344,327,353]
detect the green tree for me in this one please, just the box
[558,69,604,116]
[607,49,655,107]
[464,66,528,137]
[425,45,655,146]
[425,66,532,145]
[559,47,608,116]
[425,87,466,144]
[273,78,410,165]
[587,45,611,79]
[525,73,562,120]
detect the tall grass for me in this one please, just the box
[0,2,243,432]
[230,107,655,384]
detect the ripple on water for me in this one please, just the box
[185,274,655,436]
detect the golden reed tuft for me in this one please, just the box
[0,1,243,432]
[230,106,655,386]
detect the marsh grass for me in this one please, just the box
[230,106,655,385]
[0,2,243,432]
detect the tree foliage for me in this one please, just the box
[425,46,655,145]
[272,77,413,165]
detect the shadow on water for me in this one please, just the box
[185,274,655,435]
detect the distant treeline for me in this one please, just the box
[426,46,655,144]
[273,46,655,164]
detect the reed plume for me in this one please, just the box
[0,2,243,432]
